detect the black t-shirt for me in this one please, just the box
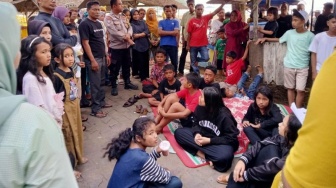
[314,14,329,34]
[276,15,292,38]
[263,21,278,38]
[198,78,220,91]
[78,18,105,59]
[158,78,181,96]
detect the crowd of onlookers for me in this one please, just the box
[1,0,336,187]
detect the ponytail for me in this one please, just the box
[104,117,155,161]
[104,128,133,161]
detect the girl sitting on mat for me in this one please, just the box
[242,86,282,145]
[174,87,239,172]
[104,117,182,188]
[217,113,302,188]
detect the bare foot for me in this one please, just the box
[74,170,81,179]
[216,174,229,184]
[81,157,88,164]
[209,161,214,168]
[196,150,205,159]
[256,65,264,74]
[246,65,252,74]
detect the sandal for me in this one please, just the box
[135,105,143,113]
[123,101,133,107]
[216,174,228,185]
[82,125,87,131]
[90,111,107,118]
[128,96,138,103]
[123,96,138,107]
[102,103,113,108]
[134,94,143,100]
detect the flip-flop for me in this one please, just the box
[90,111,107,118]
[216,174,228,185]
[82,125,87,131]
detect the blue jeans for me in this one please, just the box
[160,45,178,73]
[237,73,263,100]
[190,46,209,74]
[145,176,183,188]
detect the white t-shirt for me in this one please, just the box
[23,71,63,124]
[309,32,336,72]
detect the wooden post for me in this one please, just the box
[266,0,271,8]
[252,0,259,40]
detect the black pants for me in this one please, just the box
[80,66,90,106]
[132,49,149,81]
[227,144,281,188]
[243,126,274,145]
[178,41,193,74]
[174,127,234,172]
[109,48,131,87]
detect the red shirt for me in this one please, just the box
[188,14,213,47]
[225,58,245,85]
[176,89,202,112]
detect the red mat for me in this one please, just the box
[152,98,292,168]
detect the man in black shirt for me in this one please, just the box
[276,2,292,38]
[79,1,112,118]
[315,2,334,34]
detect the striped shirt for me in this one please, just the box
[108,148,171,188]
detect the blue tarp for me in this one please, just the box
[251,0,301,7]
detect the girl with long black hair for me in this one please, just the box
[104,117,182,188]
[175,87,239,172]
[242,85,283,145]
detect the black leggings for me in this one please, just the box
[174,127,234,172]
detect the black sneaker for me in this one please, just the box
[125,83,138,90]
[111,87,118,96]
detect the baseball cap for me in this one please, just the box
[293,9,309,23]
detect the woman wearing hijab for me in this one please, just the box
[0,2,77,187]
[130,9,150,81]
[223,10,249,71]
[146,8,160,64]
[52,6,71,25]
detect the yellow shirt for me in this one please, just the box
[272,52,336,187]
[181,11,195,41]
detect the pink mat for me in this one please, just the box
[153,98,292,168]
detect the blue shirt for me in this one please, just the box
[279,29,314,68]
[159,19,180,47]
